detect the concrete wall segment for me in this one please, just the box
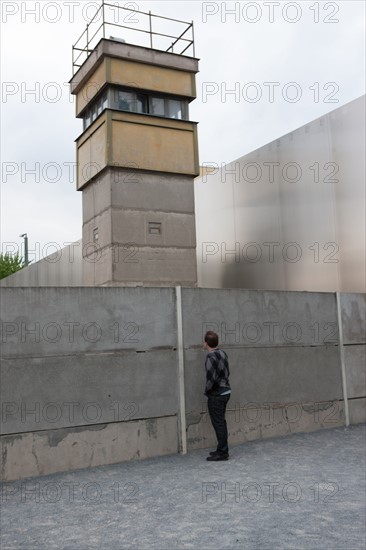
[343,345,366,399]
[181,288,339,348]
[0,287,177,357]
[340,293,366,344]
[184,346,343,414]
[1,351,178,435]
[1,416,178,481]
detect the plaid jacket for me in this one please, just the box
[204,348,231,396]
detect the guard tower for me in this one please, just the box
[70,2,199,286]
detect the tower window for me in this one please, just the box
[85,111,91,130]
[82,87,188,131]
[83,90,108,130]
[136,93,148,113]
[151,97,165,117]
[91,104,97,122]
[168,99,183,119]
[148,222,162,235]
[93,228,99,242]
[118,91,134,111]
[116,90,148,113]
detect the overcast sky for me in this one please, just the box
[1,0,365,261]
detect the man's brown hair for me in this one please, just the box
[204,331,219,348]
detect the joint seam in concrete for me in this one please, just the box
[83,207,195,225]
[1,414,178,438]
[0,349,177,361]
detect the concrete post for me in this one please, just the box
[336,292,350,426]
[176,286,187,453]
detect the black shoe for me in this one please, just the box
[206,453,229,461]
[209,450,230,457]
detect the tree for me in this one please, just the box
[0,253,26,280]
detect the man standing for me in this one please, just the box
[203,330,231,461]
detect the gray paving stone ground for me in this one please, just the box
[1,424,365,550]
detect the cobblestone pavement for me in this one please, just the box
[1,424,365,550]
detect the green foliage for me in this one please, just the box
[0,253,26,280]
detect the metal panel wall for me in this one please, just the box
[195,96,365,292]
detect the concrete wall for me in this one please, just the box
[1,287,178,481]
[1,287,365,481]
[182,289,365,449]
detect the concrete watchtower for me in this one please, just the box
[70,2,199,286]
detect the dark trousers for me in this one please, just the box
[207,394,230,455]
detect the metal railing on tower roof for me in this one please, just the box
[72,0,195,75]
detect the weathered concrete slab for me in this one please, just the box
[187,400,345,451]
[349,397,366,424]
[1,351,178,434]
[344,345,366,398]
[83,170,196,224]
[340,293,366,344]
[110,246,198,286]
[1,415,178,482]
[111,171,195,214]
[182,288,339,348]
[0,287,176,357]
[184,346,343,413]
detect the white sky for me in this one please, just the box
[1,0,365,261]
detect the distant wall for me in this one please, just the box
[1,287,365,481]
[0,241,83,287]
[195,96,366,292]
